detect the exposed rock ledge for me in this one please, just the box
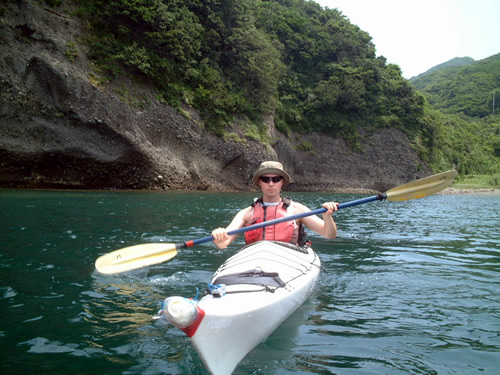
[0,1,431,192]
[441,188,500,196]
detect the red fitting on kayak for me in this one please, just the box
[162,297,205,337]
[181,306,205,337]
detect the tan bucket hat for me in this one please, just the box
[252,161,292,186]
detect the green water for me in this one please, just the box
[1,190,499,374]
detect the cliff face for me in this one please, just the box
[0,1,430,193]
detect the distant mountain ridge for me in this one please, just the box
[410,56,476,81]
[409,53,500,117]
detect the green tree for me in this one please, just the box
[77,0,426,140]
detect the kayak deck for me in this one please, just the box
[162,241,321,375]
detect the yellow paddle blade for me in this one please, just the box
[95,243,178,275]
[386,170,457,201]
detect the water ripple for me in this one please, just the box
[1,191,499,374]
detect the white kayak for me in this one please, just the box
[161,240,321,375]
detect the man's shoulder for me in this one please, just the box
[237,205,253,216]
[290,200,309,213]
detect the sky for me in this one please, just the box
[315,0,500,78]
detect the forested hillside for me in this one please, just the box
[74,0,425,143]
[1,0,433,192]
[409,54,499,185]
[71,0,498,186]
[2,0,496,189]
[411,54,500,117]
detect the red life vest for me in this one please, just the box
[244,197,300,245]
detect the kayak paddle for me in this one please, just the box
[95,169,457,274]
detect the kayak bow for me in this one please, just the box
[161,240,320,375]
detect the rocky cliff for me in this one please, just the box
[0,1,431,192]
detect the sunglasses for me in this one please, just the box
[259,176,283,183]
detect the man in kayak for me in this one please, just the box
[212,161,339,249]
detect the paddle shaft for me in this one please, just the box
[178,193,387,249]
[95,170,456,275]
